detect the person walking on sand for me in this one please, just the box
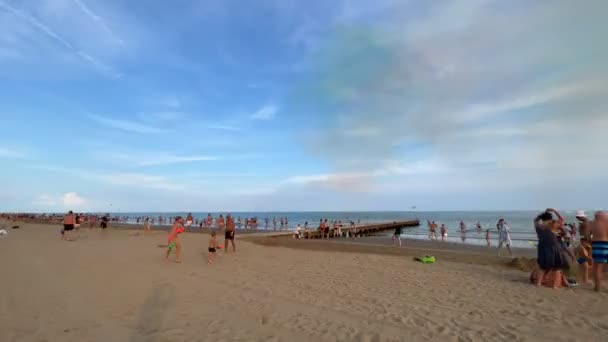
[62,210,75,241]
[497,218,513,257]
[225,214,236,253]
[588,211,608,292]
[166,216,185,263]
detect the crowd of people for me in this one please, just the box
[531,208,607,291]
[291,219,363,239]
[425,219,513,255]
[6,209,608,291]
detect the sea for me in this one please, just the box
[111,210,591,249]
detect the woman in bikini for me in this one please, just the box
[166,216,185,263]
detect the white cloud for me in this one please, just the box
[203,123,242,131]
[76,50,122,79]
[89,114,164,134]
[0,1,121,78]
[137,111,182,122]
[102,151,218,167]
[30,164,187,191]
[32,192,87,209]
[0,146,26,159]
[452,83,588,123]
[62,192,86,207]
[96,173,183,191]
[33,194,58,207]
[249,104,278,120]
[73,0,125,46]
[282,158,445,192]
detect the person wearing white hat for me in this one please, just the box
[576,210,590,244]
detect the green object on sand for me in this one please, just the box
[415,255,436,263]
[167,241,177,251]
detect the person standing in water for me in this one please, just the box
[459,221,467,243]
[225,214,236,253]
[440,224,447,242]
[485,229,491,247]
[166,216,185,263]
[496,218,513,257]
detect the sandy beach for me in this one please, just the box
[2,223,607,342]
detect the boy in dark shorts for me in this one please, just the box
[208,231,217,264]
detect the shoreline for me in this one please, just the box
[245,234,536,268]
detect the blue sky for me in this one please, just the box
[0,0,607,212]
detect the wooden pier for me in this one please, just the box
[294,220,420,239]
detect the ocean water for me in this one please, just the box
[112,210,587,248]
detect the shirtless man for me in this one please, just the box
[588,211,608,292]
[62,210,75,241]
[225,214,236,253]
[431,221,438,241]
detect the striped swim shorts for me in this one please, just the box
[591,241,608,264]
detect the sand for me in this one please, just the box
[1,223,607,342]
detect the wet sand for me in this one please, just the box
[248,234,536,267]
[1,223,607,341]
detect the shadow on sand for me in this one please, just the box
[129,283,176,342]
